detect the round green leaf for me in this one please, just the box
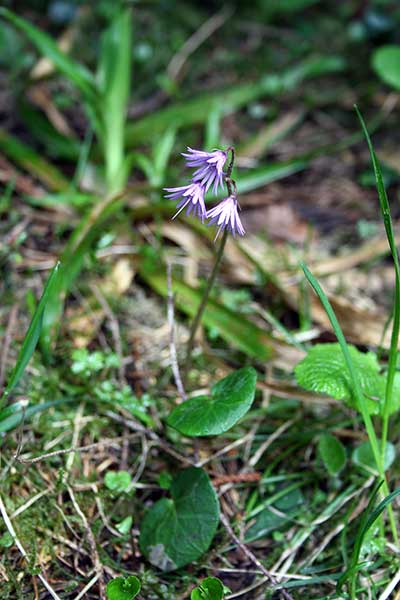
[191,577,224,600]
[140,467,220,571]
[352,440,396,474]
[106,576,141,600]
[318,433,346,475]
[372,46,400,91]
[104,470,132,493]
[166,367,257,436]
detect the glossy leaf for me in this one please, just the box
[167,367,257,436]
[140,467,219,571]
[318,433,346,475]
[106,576,141,600]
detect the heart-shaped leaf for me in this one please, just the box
[140,467,219,571]
[191,577,224,600]
[167,367,257,436]
[106,576,141,600]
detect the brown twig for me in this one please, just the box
[166,6,234,82]
[15,436,138,464]
[220,512,294,600]
[105,410,195,466]
[212,472,261,486]
[67,486,106,600]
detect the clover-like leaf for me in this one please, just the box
[106,576,141,600]
[167,367,257,436]
[140,467,219,571]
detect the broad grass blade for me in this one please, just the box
[97,8,132,193]
[1,262,61,406]
[0,8,97,103]
[0,129,69,191]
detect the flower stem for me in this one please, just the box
[183,229,228,384]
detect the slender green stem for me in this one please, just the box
[183,146,235,383]
[183,229,228,382]
[382,280,400,460]
[301,263,399,545]
[356,107,399,545]
[356,108,400,462]
[301,263,383,475]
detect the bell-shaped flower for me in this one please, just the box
[164,181,207,221]
[182,147,227,194]
[206,195,245,239]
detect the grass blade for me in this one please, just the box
[1,262,61,406]
[301,263,382,470]
[338,481,400,596]
[39,194,125,353]
[97,8,132,193]
[0,398,70,433]
[0,129,69,191]
[0,8,97,103]
[301,262,398,543]
[355,106,400,467]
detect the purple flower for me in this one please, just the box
[206,195,245,239]
[182,147,227,193]
[164,182,207,221]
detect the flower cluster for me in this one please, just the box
[164,147,245,238]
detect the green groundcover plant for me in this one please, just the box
[1,5,400,600]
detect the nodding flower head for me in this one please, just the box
[206,195,245,240]
[164,181,206,221]
[182,147,227,194]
